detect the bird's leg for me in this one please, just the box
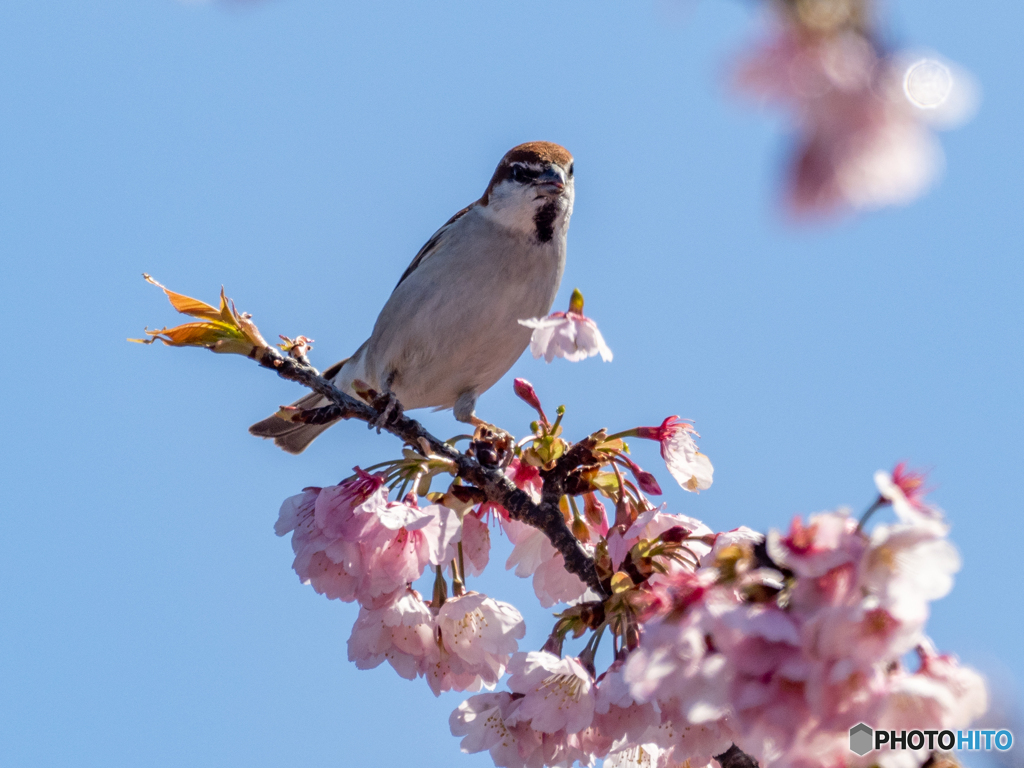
[368,372,404,433]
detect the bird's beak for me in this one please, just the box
[533,166,566,195]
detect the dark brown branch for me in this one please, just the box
[253,346,606,596]
[715,745,759,768]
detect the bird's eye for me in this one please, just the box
[568,163,574,177]
[510,165,538,183]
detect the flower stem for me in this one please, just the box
[432,565,448,607]
[856,497,886,533]
[457,541,466,589]
[550,405,566,435]
[604,428,640,442]
[568,494,583,521]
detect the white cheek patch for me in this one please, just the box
[480,180,547,235]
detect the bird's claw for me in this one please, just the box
[470,420,515,468]
[369,391,403,433]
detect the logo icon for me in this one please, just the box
[849,723,873,756]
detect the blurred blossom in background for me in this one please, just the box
[734,0,979,217]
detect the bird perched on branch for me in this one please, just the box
[250,141,575,454]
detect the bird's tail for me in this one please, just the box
[248,358,350,454]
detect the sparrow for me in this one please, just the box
[250,141,576,454]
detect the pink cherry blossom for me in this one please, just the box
[276,478,462,607]
[376,496,434,531]
[276,486,363,602]
[502,517,588,607]
[897,642,988,730]
[427,592,525,696]
[451,692,608,768]
[347,588,437,680]
[604,742,704,768]
[479,458,543,520]
[450,692,545,768]
[437,592,524,676]
[766,511,865,579]
[735,28,945,216]
[313,468,388,540]
[636,417,713,492]
[593,661,660,746]
[625,588,734,724]
[874,463,944,528]
[608,507,712,573]
[519,311,613,363]
[359,502,462,605]
[506,652,597,735]
[461,511,491,577]
[702,526,764,566]
[861,521,960,615]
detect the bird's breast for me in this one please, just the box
[365,212,566,409]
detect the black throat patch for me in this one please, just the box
[533,201,558,243]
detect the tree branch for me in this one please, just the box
[253,346,606,596]
[715,745,759,768]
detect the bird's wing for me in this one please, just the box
[393,204,475,291]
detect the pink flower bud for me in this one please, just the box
[513,378,545,417]
[659,525,693,544]
[635,470,663,496]
[583,492,607,529]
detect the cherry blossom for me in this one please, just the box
[275,486,364,602]
[519,289,613,364]
[635,417,713,492]
[479,458,543,521]
[427,592,526,696]
[509,458,543,502]
[766,511,864,579]
[437,593,525,679]
[861,521,960,614]
[519,312,613,363]
[502,517,588,607]
[874,463,944,528]
[593,661,660,746]
[347,588,437,679]
[461,511,491,577]
[735,28,946,216]
[603,743,700,768]
[450,692,544,768]
[607,507,712,573]
[313,468,388,540]
[271,395,984,768]
[506,652,597,734]
[275,476,462,607]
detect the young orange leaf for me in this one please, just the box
[142,274,223,322]
[132,275,269,357]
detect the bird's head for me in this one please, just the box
[479,141,575,243]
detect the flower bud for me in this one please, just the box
[635,470,663,496]
[583,493,607,528]
[572,516,591,543]
[568,287,585,314]
[513,378,543,412]
[659,525,692,544]
[624,622,641,651]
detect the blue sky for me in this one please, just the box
[2,1,1022,766]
